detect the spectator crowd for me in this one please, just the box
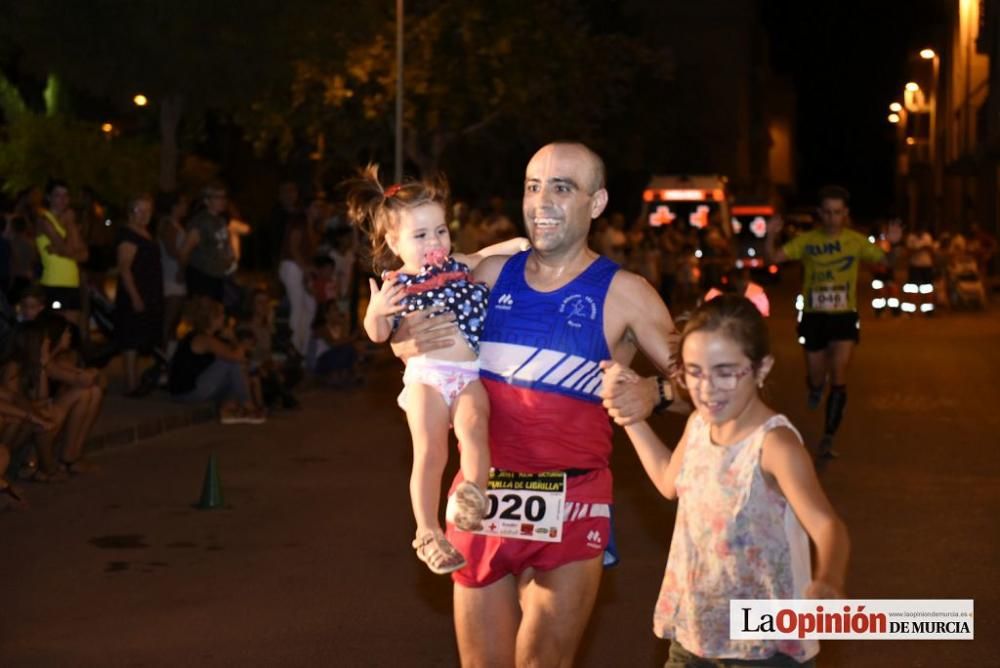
[1,175,995,511]
[0,178,377,509]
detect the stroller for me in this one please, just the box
[86,286,170,395]
[947,256,987,310]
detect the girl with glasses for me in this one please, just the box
[605,294,849,666]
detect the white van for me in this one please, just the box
[640,175,734,288]
[640,174,732,239]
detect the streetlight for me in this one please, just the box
[890,102,903,113]
[101,122,113,134]
[133,94,148,107]
[888,113,901,124]
[905,82,920,92]
[906,137,916,145]
[394,0,404,183]
[921,48,940,164]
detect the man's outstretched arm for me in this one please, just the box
[601,272,688,425]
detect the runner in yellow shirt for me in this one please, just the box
[766,186,886,458]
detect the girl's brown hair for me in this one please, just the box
[343,163,449,271]
[677,294,771,369]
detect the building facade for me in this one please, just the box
[901,0,1000,245]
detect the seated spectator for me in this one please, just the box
[0,387,58,508]
[16,284,47,323]
[5,321,62,482]
[309,255,339,304]
[36,313,104,475]
[3,316,98,481]
[233,325,266,412]
[306,300,361,387]
[248,289,275,359]
[0,441,22,507]
[168,298,265,424]
[243,289,299,409]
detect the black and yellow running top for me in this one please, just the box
[782,228,884,313]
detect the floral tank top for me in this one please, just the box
[653,412,819,663]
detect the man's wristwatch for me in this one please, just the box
[653,376,674,414]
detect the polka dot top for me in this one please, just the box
[383,256,489,354]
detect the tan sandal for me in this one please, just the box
[412,529,466,575]
[448,481,489,531]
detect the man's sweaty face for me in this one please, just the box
[523,146,598,253]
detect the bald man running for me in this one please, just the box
[393,142,680,665]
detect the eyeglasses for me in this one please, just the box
[678,365,755,392]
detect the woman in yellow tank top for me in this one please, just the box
[35,180,88,325]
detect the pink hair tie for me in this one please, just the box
[384,183,401,198]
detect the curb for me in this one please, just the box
[82,381,326,455]
[85,404,218,453]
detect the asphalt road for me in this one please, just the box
[1,278,997,667]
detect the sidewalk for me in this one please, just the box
[86,394,216,453]
[83,350,354,453]
[84,357,215,454]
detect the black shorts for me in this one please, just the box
[43,285,82,312]
[797,311,859,351]
[907,266,934,285]
[83,245,116,273]
[185,266,225,302]
[871,267,894,283]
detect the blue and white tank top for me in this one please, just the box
[479,251,619,404]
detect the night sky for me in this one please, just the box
[762,0,949,218]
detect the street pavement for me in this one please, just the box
[1,277,997,667]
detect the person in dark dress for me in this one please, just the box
[114,193,163,394]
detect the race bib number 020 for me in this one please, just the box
[475,471,566,543]
[811,285,849,312]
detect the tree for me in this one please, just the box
[0,72,157,203]
[239,0,671,179]
[1,0,370,191]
